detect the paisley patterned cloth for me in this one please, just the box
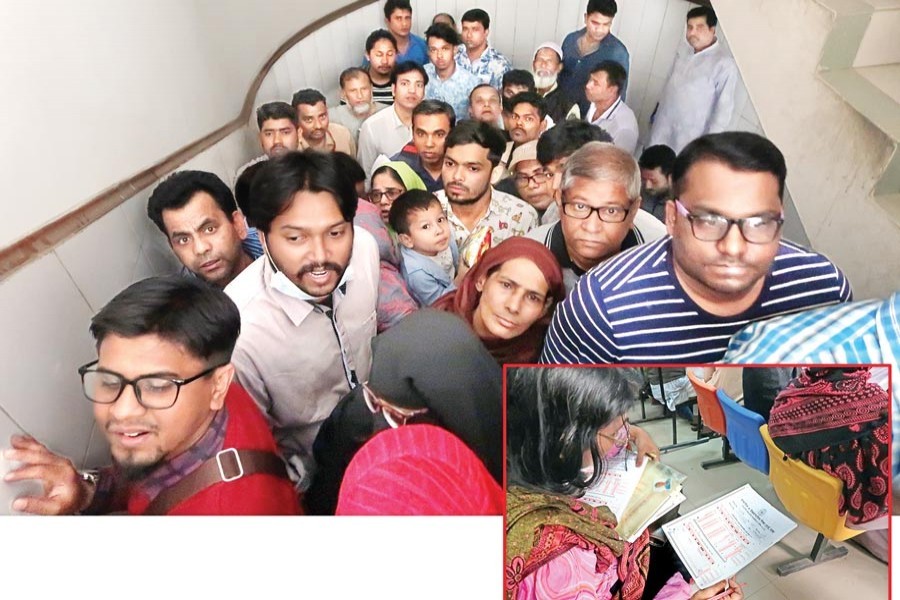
[769,367,890,524]
[506,486,649,600]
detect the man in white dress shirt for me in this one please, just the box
[357,61,427,175]
[584,60,638,154]
[648,6,738,153]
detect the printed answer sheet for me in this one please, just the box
[662,484,796,588]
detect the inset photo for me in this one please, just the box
[504,365,889,600]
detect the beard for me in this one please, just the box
[533,72,557,89]
[446,181,491,206]
[350,102,371,116]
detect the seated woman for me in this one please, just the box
[367,159,426,224]
[769,367,889,527]
[506,366,742,600]
[432,237,565,364]
[305,309,501,515]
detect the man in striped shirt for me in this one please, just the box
[542,132,852,364]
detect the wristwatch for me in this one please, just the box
[79,470,100,486]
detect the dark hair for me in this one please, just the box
[469,82,499,103]
[590,60,627,92]
[388,189,441,234]
[687,6,717,27]
[90,276,241,364]
[256,102,297,129]
[291,88,327,109]
[586,0,618,18]
[638,145,677,176]
[424,22,461,46]
[391,60,429,86]
[506,91,547,120]
[234,161,267,223]
[245,151,359,233]
[536,120,612,165]
[366,29,398,54]
[432,12,456,27]
[506,367,639,495]
[413,99,457,128]
[332,152,367,186]
[461,8,490,29]
[384,0,412,19]
[445,119,508,167]
[371,165,405,189]
[502,69,536,93]
[339,67,371,89]
[673,132,786,200]
[147,171,237,235]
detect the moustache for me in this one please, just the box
[298,262,343,277]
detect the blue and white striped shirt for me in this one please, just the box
[541,236,852,364]
[722,292,900,476]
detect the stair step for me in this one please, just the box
[820,66,900,140]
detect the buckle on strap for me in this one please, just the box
[215,448,244,482]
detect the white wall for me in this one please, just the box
[0,0,360,252]
[716,0,900,299]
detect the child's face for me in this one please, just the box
[398,204,451,256]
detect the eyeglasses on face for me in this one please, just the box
[77,360,227,410]
[513,170,553,186]
[598,416,631,449]
[674,199,783,244]
[561,199,634,223]
[362,383,429,426]
[367,188,404,203]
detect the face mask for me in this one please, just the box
[261,234,351,302]
[605,424,628,458]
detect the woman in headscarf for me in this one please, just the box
[769,366,890,526]
[367,159,426,224]
[506,367,741,600]
[335,425,503,516]
[305,309,501,515]
[432,237,565,365]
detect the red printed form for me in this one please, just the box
[662,484,797,589]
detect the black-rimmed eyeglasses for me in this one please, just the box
[513,171,553,186]
[77,360,227,410]
[674,199,783,244]
[561,199,634,223]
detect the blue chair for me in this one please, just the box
[718,389,769,475]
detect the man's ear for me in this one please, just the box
[665,200,677,236]
[209,363,235,411]
[231,211,249,240]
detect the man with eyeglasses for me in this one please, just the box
[494,141,554,220]
[3,277,300,515]
[527,142,665,292]
[542,132,852,363]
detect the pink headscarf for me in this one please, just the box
[335,425,504,516]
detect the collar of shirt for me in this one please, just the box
[261,250,355,327]
[130,404,229,505]
[587,96,622,123]
[549,220,640,276]
[455,44,496,67]
[439,189,494,236]
[389,105,409,131]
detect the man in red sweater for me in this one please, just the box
[3,276,300,515]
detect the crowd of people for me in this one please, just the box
[2,0,893,597]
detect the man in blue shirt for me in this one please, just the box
[424,23,481,120]
[384,0,427,65]
[454,8,511,89]
[559,0,630,111]
[542,132,852,364]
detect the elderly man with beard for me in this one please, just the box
[225,151,380,491]
[435,120,538,255]
[328,68,386,143]
[532,42,580,124]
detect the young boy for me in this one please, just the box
[389,190,459,306]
